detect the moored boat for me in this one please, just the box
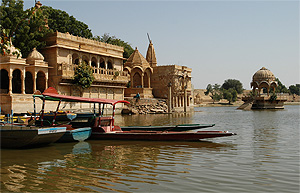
[41,87,236,142]
[120,123,215,132]
[0,124,66,149]
[90,130,236,141]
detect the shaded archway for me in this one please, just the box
[91,57,97,73]
[132,72,142,88]
[12,69,22,93]
[143,68,152,88]
[36,71,46,93]
[143,73,149,88]
[0,69,9,94]
[25,71,34,94]
[107,60,113,69]
[72,53,79,65]
[100,58,105,68]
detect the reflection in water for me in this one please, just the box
[1,106,298,192]
[1,140,233,192]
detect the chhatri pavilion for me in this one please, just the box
[241,67,287,109]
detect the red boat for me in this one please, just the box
[42,87,236,141]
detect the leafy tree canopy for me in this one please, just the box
[73,61,95,94]
[93,33,134,60]
[275,78,289,93]
[204,83,222,103]
[222,88,237,104]
[221,79,244,94]
[0,0,50,57]
[1,1,133,60]
[41,6,92,39]
[289,84,300,95]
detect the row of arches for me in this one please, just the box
[72,54,114,70]
[0,69,46,94]
[124,67,152,88]
[251,81,278,96]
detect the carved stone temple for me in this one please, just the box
[0,32,193,114]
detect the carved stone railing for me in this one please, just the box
[59,63,129,82]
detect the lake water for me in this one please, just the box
[1,105,299,192]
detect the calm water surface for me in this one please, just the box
[1,105,299,192]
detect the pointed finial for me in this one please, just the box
[147,33,151,43]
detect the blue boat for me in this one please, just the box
[56,127,92,143]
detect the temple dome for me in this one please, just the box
[124,47,150,68]
[252,67,276,83]
[27,48,44,61]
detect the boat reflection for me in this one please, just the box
[1,140,235,192]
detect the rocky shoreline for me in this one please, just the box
[122,98,168,115]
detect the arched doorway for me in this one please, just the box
[0,69,9,94]
[132,72,142,88]
[12,69,22,93]
[91,57,97,73]
[100,58,105,68]
[36,71,46,93]
[72,53,79,65]
[143,72,149,88]
[25,71,34,94]
[107,60,113,69]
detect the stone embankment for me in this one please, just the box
[122,98,168,114]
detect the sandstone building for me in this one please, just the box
[124,40,193,112]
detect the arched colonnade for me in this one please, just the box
[0,68,47,94]
[71,53,115,71]
[124,66,152,88]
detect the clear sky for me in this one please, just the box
[24,0,299,90]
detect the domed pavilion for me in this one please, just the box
[251,67,278,96]
[239,67,287,110]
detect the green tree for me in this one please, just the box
[0,0,49,57]
[42,6,93,39]
[205,83,222,103]
[289,84,300,95]
[275,78,289,93]
[221,79,244,94]
[223,88,237,104]
[72,61,95,96]
[93,33,134,60]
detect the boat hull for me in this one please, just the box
[56,127,92,143]
[120,124,215,132]
[90,131,236,141]
[0,125,66,148]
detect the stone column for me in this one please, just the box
[8,76,12,95]
[45,72,48,89]
[184,87,187,112]
[21,70,25,94]
[33,72,36,93]
[141,73,144,88]
[168,83,172,113]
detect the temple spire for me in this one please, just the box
[146,33,157,67]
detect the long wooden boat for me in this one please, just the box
[0,124,66,149]
[90,130,236,141]
[120,123,215,132]
[41,87,236,142]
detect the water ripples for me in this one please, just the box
[1,106,299,192]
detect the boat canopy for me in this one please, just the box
[35,87,130,106]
